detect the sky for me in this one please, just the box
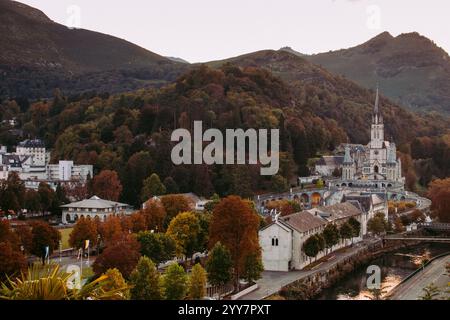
[18,0,450,63]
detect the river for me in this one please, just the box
[317,243,450,300]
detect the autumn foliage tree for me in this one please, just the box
[166,211,200,259]
[69,217,98,250]
[93,236,141,279]
[141,198,166,231]
[30,221,61,264]
[98,216,124,245]
[161,195,193,227]
[0,221,26,280]
[92,170,123,201]
[208,196,261,291]
[0,242,27,281]
[428,178,450,223]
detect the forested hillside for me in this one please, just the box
[1,63,449,206]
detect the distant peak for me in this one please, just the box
[1,0,52,24]
[370,31,394,41]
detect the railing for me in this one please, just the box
[386,251,450,299]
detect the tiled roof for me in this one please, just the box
[61,196,131,209]
[281,211,327,233]
[311,202,362,222]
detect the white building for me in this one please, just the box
[259,202,364,271]
[47,161,93,182]
[15,139,49,166]
[0,140,93,190]
[61,196,134,224]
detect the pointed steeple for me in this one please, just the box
[372,84,383,125]
[374,85,379,115]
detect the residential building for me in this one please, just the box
[61,196,134,224]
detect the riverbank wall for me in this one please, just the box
[278,239,424,300]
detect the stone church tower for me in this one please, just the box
[339,87,405,190]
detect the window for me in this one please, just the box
[272,238,279,247]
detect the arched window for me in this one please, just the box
[374,166,379,174]
[272,238,279,247]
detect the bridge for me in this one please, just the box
[255,187,332,213]
[421,222,450,232]
[383,236,450,243]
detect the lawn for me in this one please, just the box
[59,228,73,250]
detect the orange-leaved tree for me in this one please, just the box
[428,178,450,223]
[92,170,123,201]
[208,196,261,291]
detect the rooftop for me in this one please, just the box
[18,139,45,148]
[309,202,362,222]
[61,195,132,209]
[281,211,327,233]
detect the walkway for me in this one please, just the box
[239,238,380,300]
[388,255,450,300]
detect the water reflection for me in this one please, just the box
[317,244,449,300]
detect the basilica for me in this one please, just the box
[339,88,405,190]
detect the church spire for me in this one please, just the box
[374,85,379,115]
[373,84,383,124]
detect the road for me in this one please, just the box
[389,255,450,300]
[239,238,380,300]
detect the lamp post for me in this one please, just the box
[97,234,101,257]
[59,240,62,263]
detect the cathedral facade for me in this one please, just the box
[340,89,405,190]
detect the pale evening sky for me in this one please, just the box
[18,0,450,63]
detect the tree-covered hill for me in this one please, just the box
[0,0,188,99]
[1,64,449,204]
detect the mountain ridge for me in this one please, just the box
[303,31,450,115]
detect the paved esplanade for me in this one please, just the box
[388,255,450,300]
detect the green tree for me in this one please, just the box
[303,235,320,263]
[206,242,232,288]
[322,224,339,253]
[0,172,25,213]
[270,175,288,193]
[242,252,264,284]
[188,263,207,300]
[38,182,56,215]
[316,178,325,188]
[130,256,162,300]
[368,212,389,235]
[162,263,188,300]
[137,232,176,265]
[339,222,354,245]
[348,217,361,238]
[141,173,166,202]
[163,177,179,194]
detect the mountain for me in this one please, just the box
[0,0,188,99]
[166,57,190,64]
[206,49,449,145]
[303,32,450,115]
